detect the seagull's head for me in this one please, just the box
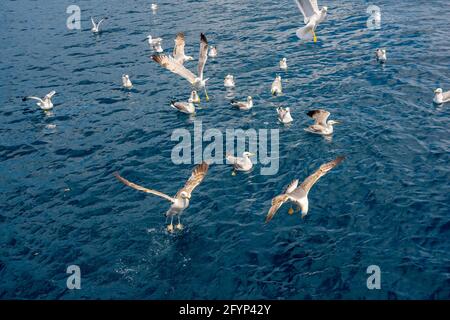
[243,152,255,158]
[226,74,234,80]
[180,191,190,200]
[285,107,290,112]
[434,88,443,94]
[328,120,341,125]
[122,74,129,79]
[247,96,252,102]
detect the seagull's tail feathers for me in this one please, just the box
[296,26,314,41]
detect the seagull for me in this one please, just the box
[294,0,328,42]
[91,17,107,33]
[170,100,195,114]
[279,58,288,70]
[152,33,210,100]
[114,162,209,232]
[433,88,450,104]
[231,96,253,110]
[375,48,387,64]
[265,156,345,222]
[173,32,194,64]
[151,4,158,11]
[271,75,282,96]
[305,109,340,135]
[209,46,218,58]
[146,35,163,53]
[22,91,56,110]
[277,107,293,124]
[226,152,255,174]
[189,90,200,104]
[122,74,133,89]
[224,75,235,88]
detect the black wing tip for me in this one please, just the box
[22,97,28,101]
[335,155,346,163]
[200,33,208,44]
[307,110,318,117]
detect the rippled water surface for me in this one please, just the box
[1,0,450,299]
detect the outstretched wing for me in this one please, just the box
[114,172,175,203]
[284,179,299,194]
[45,91,56,99]
[198,33,208,80]
[152,55,197,84]
[294,0,320,22]
[300,156,345,194]
[23,96,44,103]
[265,194,290,223]
[173,32,186,64]
[176,162,209,198]
[91,17,96,28]
[97,17,107,28]
[307,109,330,125]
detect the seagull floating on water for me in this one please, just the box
[115,162,209,232]
[433,88,450,104]
[91,17,107,33]
[209,46,218,58]
[279,58,288,70]
[189,90,200,104]
[152,33,210,100]
[151,4,158,11]
[271,75,282,96]
[305,109,340,135]
[294,0,327,42]
[122,74,133,89]
[146,35,163,53]
[375,48,387,64]
[173,32,194,64]
[170,100,195,114]
[277,107,293,124]
[22,91,56,111]
[224,75,235,88]
[265,156,345,222]
[226,152,255,174]
[231,96,253,110]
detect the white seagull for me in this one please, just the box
[433,88,450,104]
[152,33,210,100]
[170,100,195,114]
[91,17,107,33]
[224,75,235,88]
[209,46,218,58]
[294,0,328,42]
[265,156,345,222]
[22,91,56,111]
[151,4,158,11]
[146,35,163,53]
[280,58,288,70]
[226,152,255,173]
[277,107,293,124]
[173,32,194,64]
[305,109,340,135]
[122,74,133,89]
[375,48,387,64]
[115,162,209,232]
[271,75,282,96]
[189,90,201,104]
[231,96,253,110]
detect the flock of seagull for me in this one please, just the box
[21,1,450,233]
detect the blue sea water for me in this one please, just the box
[1,0,449,299]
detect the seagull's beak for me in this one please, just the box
[249,153,256,157]
[334,121,342,125]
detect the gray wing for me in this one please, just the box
[45,91,56,99]
[294,0,319,21]
[171,101,192,113]
[307,109,330,125]
[23,96,44,103]
[173,32,186,64]
[91,17,96,28]
[152,55,197,84]
[299,156,345,194]
[284,179,299,194]
[231,101,247,109]
[277,108,287,119]
[443,90,450,101]
[97,18,107,28]
[226,154,246,169]
[198,33,208,80]
[114,172,176,203]
[176,162,209,198]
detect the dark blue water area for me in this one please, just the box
[0,0,449,299]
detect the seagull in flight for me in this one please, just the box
[22,91,56,111]
[173,32,194,64]
[91,17,107,33]
[294,0,328,42]
[115,162,209,232]
[265,156,344,223]
[152,33,210,100]
[304,109,340,135]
